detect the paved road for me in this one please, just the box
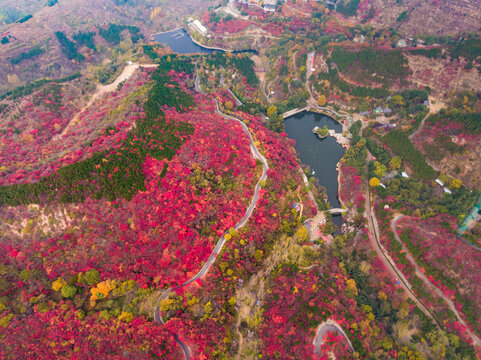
[364,151,441,328]
[281,104,353,130]
[313,320,354,356]
[391,216,481,347]
[153,97,269,359]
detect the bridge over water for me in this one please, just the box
[328,208,347,214]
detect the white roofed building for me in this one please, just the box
[192,19,208,36]
[263,0,277,12]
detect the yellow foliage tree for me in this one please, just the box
[90,280,117,301]
[296,226,308,241]
[118,311,134,323]
[224,100,233,110]
[187,296,199,307]
[52,277,67,292]
[318,95,326,106]
[377,290,388,301]
[449,178,462,189]
[267,104,278,118]
[346,278,358,298]
[369,177,380,187]
[158,297,176,312]
[203,301,212,317]
[0,314,13,328]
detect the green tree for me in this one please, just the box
[389,156,402,170]
[81,269,100,286]
[61,285,77,298]
[381,337,393,350]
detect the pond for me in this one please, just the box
[154,28,257,55]
[284,111,346,228]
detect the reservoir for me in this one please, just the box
[154,28,257,55]
[284,111,345,228]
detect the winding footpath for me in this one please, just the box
[408,111,430,141]
[305,51,315,102]
[364,152,441,328]
[391,216,481,347]
[153,96,269,359]
[313,319,354,357]
[365,144,481,347]
[298,168,319,213]
[408,96,445,141]
[220,70,243,106]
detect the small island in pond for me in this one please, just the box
[313,125,329,139]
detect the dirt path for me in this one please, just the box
[391,215,481,347]
[364,151,441,328]
[54,62,158,141]
[408,112,431,141]
[408,95,445,141]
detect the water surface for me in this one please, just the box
[284,111,345,227]
[154,28,257,55]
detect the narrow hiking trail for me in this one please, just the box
[313,320,354,357]
[54,63,158,141]
[153,97,269,359]
[364,151,441,328]
[391,215,481,347]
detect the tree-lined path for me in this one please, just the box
[153,94,269,358]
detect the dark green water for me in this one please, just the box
[284,111,345,221]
